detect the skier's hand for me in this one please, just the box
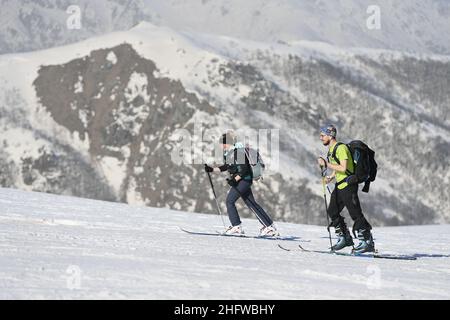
[317,157,327,168]
[227,178,238,187]
[325,176,334,184]
[204,164,214,173]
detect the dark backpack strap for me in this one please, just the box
[244,147,251,165]
[332,143,354,176]
[331,142,344,165]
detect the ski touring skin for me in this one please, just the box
[278,244,417,260]
[180,227,305,242]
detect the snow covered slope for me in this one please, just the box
[0,187,449,299]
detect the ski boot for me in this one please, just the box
[259,224,280,237]
[224,224,245,235]
[331,227,354,251]
[353,229,375,254]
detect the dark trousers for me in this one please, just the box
[327,184,371,235]
[226,180,273,227]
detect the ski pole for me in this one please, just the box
[205,165,227,228]
[320,165,333,250]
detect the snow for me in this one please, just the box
[74,75,83,93]
[78,110,89,129]
[126,177,145,206]
[97,156,127,195]
[124,72,149,103]
[0,187,449,299]
[143,0,450,55]
[106,51,117,65]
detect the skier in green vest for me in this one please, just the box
[318,125,375,253]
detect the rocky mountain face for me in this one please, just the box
[0,23,449,226]
[247,51,450,225]
[24,42,324,224]
[32,43,222,214]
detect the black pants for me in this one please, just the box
[226,180,273,227]
[327,184,371,235]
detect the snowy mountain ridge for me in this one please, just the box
[0,0,158,54]
[145,0,450,54]
[2,0,450,55]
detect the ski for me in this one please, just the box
[278,244,417,260]
[180,228,305,242]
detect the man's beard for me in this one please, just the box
[323,140,330,146]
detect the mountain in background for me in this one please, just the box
[0,0,158,54]
[143,0,450,55]
[1,22,449,226]
[1,0,450,55]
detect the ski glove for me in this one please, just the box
[227,178,238,187]
[204,164,214,173]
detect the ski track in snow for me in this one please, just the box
[0,188,449,299]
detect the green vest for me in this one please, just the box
[328,142,354,190]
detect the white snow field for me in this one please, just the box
[0,187,449,300]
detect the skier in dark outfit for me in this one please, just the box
[205,132,279,236]
[318,125,375,253]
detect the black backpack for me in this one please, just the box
[330,140,378,193]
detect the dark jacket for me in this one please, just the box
[219,145,252,181]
